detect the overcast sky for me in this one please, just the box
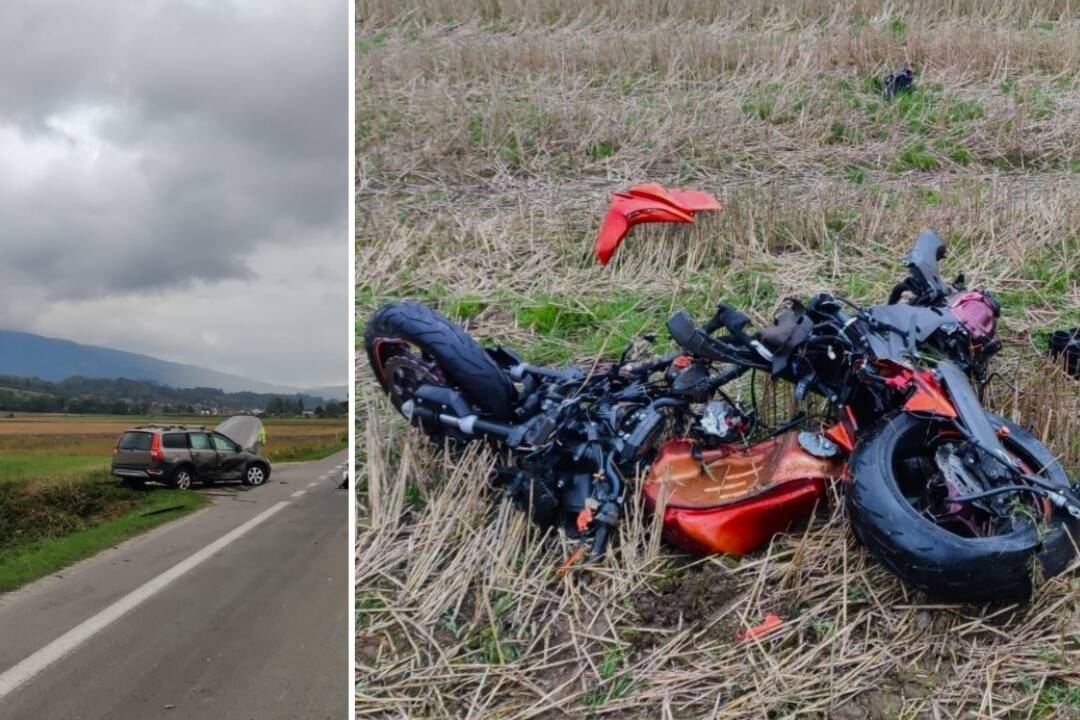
[0,0,347,389]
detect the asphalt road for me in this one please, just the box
[0,451,349,720]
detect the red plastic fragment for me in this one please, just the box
[594,184,721,265]
[575,507,594,534]
[736,613,784,643]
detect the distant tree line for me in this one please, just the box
[0,375,344,416]
[262,397,345,417]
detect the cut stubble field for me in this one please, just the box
[358,2,1080,718]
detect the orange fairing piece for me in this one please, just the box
[903,370,958,418]
[643,433,841,556]
[824,407,858,453]
[877,362,958,419]
[594,183,721,265]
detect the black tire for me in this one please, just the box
[363,301,516,420]
[847,412,1079,602]
[171,465,195,491]
[241,462,269,487]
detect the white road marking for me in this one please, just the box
[0,501,290,700]
[306,481,320,488]
[290,490,307,498]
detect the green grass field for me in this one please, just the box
[0,454,107,482]
[358,2,1080,717]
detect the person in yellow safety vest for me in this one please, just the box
[256,425,267,454]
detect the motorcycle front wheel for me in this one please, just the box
[847,412,1079,602]
[363,302,517,441]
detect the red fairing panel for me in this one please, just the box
[594,184,721,265]
[657,480,826,556]
[642,434,840,555]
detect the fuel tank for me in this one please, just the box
[642,432,842,555]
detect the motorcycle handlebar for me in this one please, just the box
[707,304,755,346]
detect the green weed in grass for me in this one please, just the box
[894,141,939,171]
[583,645,636,708]
[588,140,617,160]
[1028,679,1080,718]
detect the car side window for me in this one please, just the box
[163,433,186,449]
[211,434,239,452]
[189,433,212,450]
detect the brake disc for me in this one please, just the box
[383,353,443,407]
[934,444,983,498]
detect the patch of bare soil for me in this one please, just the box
[631,561,740,640]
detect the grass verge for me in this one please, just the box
[0,483,207,592]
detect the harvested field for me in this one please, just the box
[0,414,347,483]
[357,2,1080,717]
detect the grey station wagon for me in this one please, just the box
[111,416,271,490]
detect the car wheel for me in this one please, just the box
[243,464,267,487]
[172,468,194,491]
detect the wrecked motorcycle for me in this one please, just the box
[364,187,1080,601]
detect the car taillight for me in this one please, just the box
[150,434,164,462]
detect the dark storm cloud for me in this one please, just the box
[0,0,347,387]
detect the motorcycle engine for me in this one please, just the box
[697,400,746,443]
[616,404,666,461]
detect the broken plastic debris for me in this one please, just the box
[594,183,721,265]
[735,613,784,643]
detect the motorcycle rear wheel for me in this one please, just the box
[364,302,517,433]
[847,412,1079,602]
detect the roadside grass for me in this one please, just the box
[0,474,207,592]
[358,2,1080,717]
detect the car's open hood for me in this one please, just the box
[215,415,263,451]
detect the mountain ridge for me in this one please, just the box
[0,329,346,400]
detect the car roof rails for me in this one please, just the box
[131,423,209,431]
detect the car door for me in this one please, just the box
[112,431,154,475]
[210,432,245,478]
[187,432,220,477]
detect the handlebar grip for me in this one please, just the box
[666,311,698,347]
[712,304,754,346]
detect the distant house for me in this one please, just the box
[301,410,315,417]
